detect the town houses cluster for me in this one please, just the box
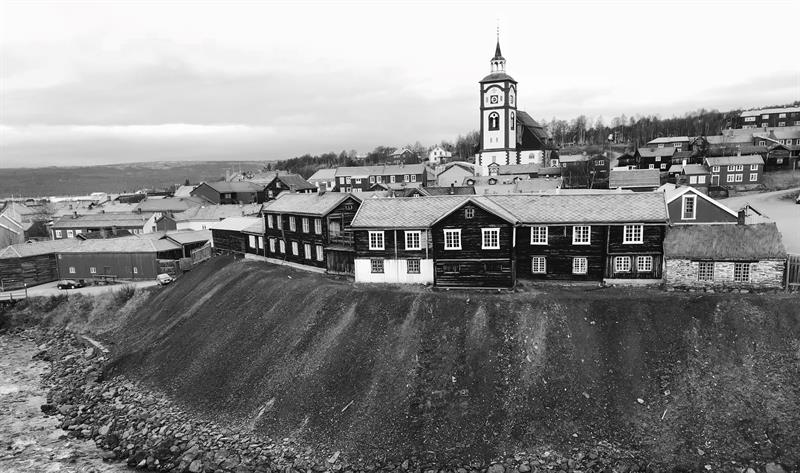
[1,38,796,294]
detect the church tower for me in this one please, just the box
[477,35,517,175]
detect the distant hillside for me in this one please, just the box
[101,257,800,468]
[0,161,265,198]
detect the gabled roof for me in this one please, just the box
[707,144,767,157]
[513,178,562,193]
[431,196,517,225]
[638,147,676,158]
[667,164,709,175]
[673,150,694,160]
[496,164,542,175]
[57,235,181,254]
[242,220,265,235]
[134,196,204,213]
[209,216,263,232]
[558,154,590,163]
[173,185,197,198]
[196,181,263,193]
[308,168,337,181]
[663,186,737,218]
[417,186,476,196]
[487,193,668,224]
[262,192,359,216]
[647,136,691,145]
[664,223,786,260]
[51,213,152,229]
[437,161,476,176]
[350,196,474,229]
[173,204,262,222]
[740,107,800,117]
[516,111,552,149]
[163,230,212,245]
[609,169,661,188]
[753,129,800,140]
[276,174,316,190]
[0,238,78,259]
[704,155,764,166]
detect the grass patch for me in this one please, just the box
[762,169,800,192]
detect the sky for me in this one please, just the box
[1,0,799,168]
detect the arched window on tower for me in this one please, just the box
[489,112,500,131]
[510,112,515,130]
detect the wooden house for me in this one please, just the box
[163,230,212,258]
[662,185,738,225]
[210,217,262,256]
[173,204,262,231]
[0,239,77,289]
[245,172,316,201]
[349,196,471,284]
[56,236,182,281]
[307,168,337,192]
[333,164,429,193]
[430,197,517,288]
[666,164,711,193]
[559,154,609,189]
[190,181,264,205]
[436,162,476,187]
[50,212,157,239]
[262,192,361,274]
[608,169,661,191]
[637,147,675,171]
[646,136,691,152]
[664,223,786,290]
[491,193,668,283]
[242,219,266,258]
[703,155,764,189]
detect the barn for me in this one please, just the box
[210,217,262,256]
[0,239,77,289]
[56,237,183,281]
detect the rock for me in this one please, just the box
[189,459,204,472]
[518,465,530,473]
[765,463,786,473]
[488,464,505,473]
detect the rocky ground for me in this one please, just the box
[0,327,794,473]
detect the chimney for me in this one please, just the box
[449,183,455,195]
[737,208,747,225]
[319,187,326,196]
[72,211,78,219]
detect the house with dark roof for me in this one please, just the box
[191,181,264,204]
[703,155,764,189]
[262,192,362,274]
[250,173,316,200]
[0,239,78,289]
[661,185,738,225]
[50,212,158,239]
[56,236,183,281]
[663,223,787,289]
[559,154,609,189]
[333,164,429,192]
[637,147,675,171]
[667,163,711,193]
[209,217,263,256]
[609,169,661,192]
[646,136,691,152]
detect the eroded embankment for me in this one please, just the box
[93,257,800,470]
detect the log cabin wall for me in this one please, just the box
[515,225,607,281]
[211,229,248,255]
[0,254,59,289]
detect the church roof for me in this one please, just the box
[494,40,504,60]
[516,111,555,150]
[480,72,516,83]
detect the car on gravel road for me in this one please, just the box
[57,279,87,289]
[156,273,174,285]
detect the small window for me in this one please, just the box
[444,229,461,250]
[531,256,546,274]
[649,164,654,169]
[314,218,322,234]
[750,164,759,171]
[390,175,396,184]
[55,230,62,238]
[277,216,283,229]
[623,225,643,244]
[258,237,264,249]
[682,195,696,220]
[531,226,548,245]
[302,218,309,233]
[133,266,138,274]
[411,175,417,182]
[637,256,653,272]
[248,235,256,248]
[279,240,286,253]
[482,228,500,249]
[697,175,706,184]
[371,258,384,273]
[749,173,758,182]
[442,263,460,274]
[572,257,588,275]
[90,267,97,274]
[405,231,421,250]
[67,230,74,238]
[267,214,274,228]
[727,174,735,183]
[712,166,720,172]
[727,165,735,172]
[464,207,475,219]
[291,241,299,255]
[689,176,698,184]
[734,263,750,282]
[369,176,375,184]
[369,231,385,250]
[572,226,591,245]
[404,174,410,182]
[614,256,631,273]
[289,217,296,232]
[316,244,323,261]
[304,243,312,260]
[698,262,714,281]
[735,174,743,182]
[269,238,276,252]
[68,266,75,274]
[407,259,421,274]
[735,165,744,172]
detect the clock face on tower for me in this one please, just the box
[490,95,498,104]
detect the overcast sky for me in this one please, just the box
[1,0,799,168]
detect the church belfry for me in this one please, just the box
[477,33,517,174]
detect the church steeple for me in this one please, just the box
[491,28,505,73]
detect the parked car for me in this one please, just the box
[57,279,86,290]
[156,273,174,285]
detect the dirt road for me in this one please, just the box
[0,332,128,473]
[720,187,800,253]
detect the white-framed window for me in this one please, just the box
[291,241,299,255]
[750,164,759,171]
[531,256,546,274]
[301,218,309,233]
[744,116,756,122]
[55,230,62,238]
[464,207,475,219]
[269,238,276,252]
[90,267,97,274]
[248,235,256,248]
[345,177,351,184]
[655,156,661,162]
[749,173,758,182]
[444,229,461,250]
[276,216,283,229]
[407,259,420,274]
[735,165,744,171]
[279,240,286,253]
[698,175,706,184]
[689,176,697,184]
[74,229,82,235]
[354,178,362,184]
[304,243,311,260]
[759,140,766,146]
[735,174,743,182]
[637,256,653,272]
[734,263,750,282]
[390,175,396,184]
[315,244,324,261]
[289,216,296,232]
[726,174,735,183]
[411,175,417,182]
[339,177,346,184]
[66,229,74,238]
[267,214,274,228]
[682,195,696,220]
[405,230,421,250]
[623,225,643,244]
[530,226,548,245]
[369,231,384,250]
[712,166,720,172]
[371,258,384,273]
[648,164,655,169]
[778,122,786,127]
[68,266,75,274]
[572,226,591,245]
[660,163,667,170]
[572,257,588,275]
[482,228,500,249]
[614,256,631,273]
[404,175,410,182]
[698,261,714,281]
[727,165,736,172]
[133,266,138,274]
[314,218,322,234]
[779,113,786,118]
[369,176,375,184]
[267,190,274,199]
[761,114,769,119]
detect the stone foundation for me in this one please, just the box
[665,259,785,290]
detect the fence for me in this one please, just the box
[191,242,212,265]
[787,254,800,289]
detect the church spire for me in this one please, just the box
[494,24,504,60]
[490,25,506,73]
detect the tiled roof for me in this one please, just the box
[704,155,764,166]
[707,144,767,157]
[57,235,181,254]
[609,169,661,188]
[262,192,358,216]
[209,216,263,232]
[638,147,676,158]
[350,196,473,229]
[0,238,79,258]
[487,193,668,224]
[418,186,476,196]
[667,164,708,175]
[174,204,262,221]
[52,213,152,229]
[308,168,337,181]
[664,223,786,260]
[753,129,800,140]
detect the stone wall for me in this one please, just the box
[665,259,785,290]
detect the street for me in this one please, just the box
[720,187,800,253]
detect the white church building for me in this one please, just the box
[476,39,557,176]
